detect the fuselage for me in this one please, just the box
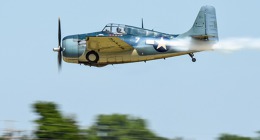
[62,23,215,67]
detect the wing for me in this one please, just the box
[87,37,134,53]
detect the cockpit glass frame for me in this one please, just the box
[102,23,126,34]
[102,23,176,38]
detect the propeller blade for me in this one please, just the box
[58,18,61,47]
[58,50,62,72]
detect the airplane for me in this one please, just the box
[53,5,218,70]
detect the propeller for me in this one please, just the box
[53,18,63,72]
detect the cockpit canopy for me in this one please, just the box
[102,23,176,38]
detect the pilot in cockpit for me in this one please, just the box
[116,27,125,34]
[117,27,121,33]
[104,28,110,33]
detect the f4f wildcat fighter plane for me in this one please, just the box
[53,5,218,70]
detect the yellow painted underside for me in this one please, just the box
[87,37,134,53]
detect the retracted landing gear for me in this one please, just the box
[189,53,196,62]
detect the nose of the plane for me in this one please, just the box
[62,37,78,58]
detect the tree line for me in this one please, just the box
[0,101,259,140]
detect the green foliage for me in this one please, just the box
[29,101,260,140]
[218,134,252,140]
[85,114,168,140]
[33,101,82,140]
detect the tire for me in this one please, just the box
[86,51,99,63]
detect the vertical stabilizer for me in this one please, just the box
[186,6,218,40]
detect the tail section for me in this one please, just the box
[185,6,218,41]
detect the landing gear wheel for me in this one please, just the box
[189,53,196,62]
[86,51,99,63]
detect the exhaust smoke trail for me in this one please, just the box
[170,37,260,52]
[213,38,260,52]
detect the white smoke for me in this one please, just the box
[167,38,193,51]
[170,38,192,51]
[170,37,260,52]
[168,37,213,51]
[213,37,260,52]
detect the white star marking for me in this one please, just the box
[156,37,167,50]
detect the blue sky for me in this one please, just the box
[1,0,260,140]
